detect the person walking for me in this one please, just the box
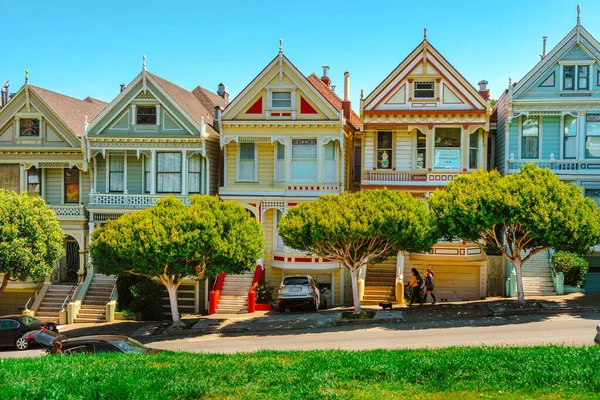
[423,268,437,305]
[407,268,423,308]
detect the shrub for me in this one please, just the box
[129,276,163,321]
[255,283,274,304]
[552,251,589,287]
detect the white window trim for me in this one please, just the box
[267,87,296,111]
[413,81,436,100]
[432,126,462,171]
[236,142,258,182]
[274,141,286,183]
[561,112,579,159]
[15,114,43,139]
[323,140,338,183]
[413,130,428,170]
[289,138,318,182]
[273,209,284,251]
[519,115,542,160]
[376,131,394,171]
[559,61,595,92]
[61,167,82,205]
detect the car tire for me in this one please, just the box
[15,337,29,351]
[278,304,286,313]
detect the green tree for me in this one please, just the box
[0,190,64,295]
[90,195,264,325]
[278,190,436,313]
[428,164,600,303]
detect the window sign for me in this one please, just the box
[434,149,461,169]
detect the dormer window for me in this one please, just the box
[413,81,435,99]
[561,63,592,92]
[272,92,291,108]
[564,66,574,90]
[136,106,157,124]
[578,66,589,90]
[20,119,40,136]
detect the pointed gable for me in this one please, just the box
[222,53,341,122]
[364,39,487,112]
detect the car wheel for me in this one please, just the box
[15,337,29,351]
[278,304,286,313]
[314,301,319,312]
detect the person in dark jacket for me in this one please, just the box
[423,268,437,305]
[407,268,423,308]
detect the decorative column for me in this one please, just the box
[150,150,156,195]
[181,150,188,195]
[316,138,323,182]
[395,251,405,303]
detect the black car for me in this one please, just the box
[25,330,161,355]
[0,315,58,350]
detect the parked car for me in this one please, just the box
[0,315,58,350]
[277,275,327,312]
[23,330,162,355]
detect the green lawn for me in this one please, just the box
[1,346,599,399]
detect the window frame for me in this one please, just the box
[143,154,151,194]
[19,118,40,137]
[109,155,125,193]
[521,116,540,159]
[578,65,589,90]
[415,130,427,170]
[188,154,202,194]
[433,127,462,170]
[275,141,285,182]
[323,141,337,182]
[27,167,41,196]
[0,164,20,193]
[468,132,479,170]
[156,152,182,193]
[413,81,435,99]
[136,106,157,125]
[291,138,318,181]
[64,167,80,204]
[376,131,393,170]
[563,65,575,91]
[237,142,258,182]
[563,114,578,159]
[585,114,600,159]
[271,91,292,109]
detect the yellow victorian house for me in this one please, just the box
[217,45,359,312]
[359,33,492,304]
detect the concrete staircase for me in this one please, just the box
[74,275,117,323]
[215,272,254,314]
[521,251,557,296]
[36,284,75,323]
[361,257,397,306]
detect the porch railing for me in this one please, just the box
[507,159,591,172]
[362,170,467,185]
[89,193,191,207]
[49,205,87,219]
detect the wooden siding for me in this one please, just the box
[494,92,508,174]
[81,171,91,205]
[44,168,62,205]
[127,156,143,194]
[205,138,220,195]
[96,156,106,193]
[258,143,274,184]
[395,132,412,170]
[508,120,519,158]
[364,132,374,170]
[542,116,560,159]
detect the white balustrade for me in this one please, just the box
[507,159,591,173]
[50,205,87,219]
[89,193,191,206]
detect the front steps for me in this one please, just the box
[361,257,397,306]
[74,275,116,323]
[35,284,75,323]
[215,272,254,314]
[522,251,557,296]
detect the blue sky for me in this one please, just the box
[1,0,599,109]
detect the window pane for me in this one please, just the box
[564,115,577,137]
[276,142,285,160]
[377,132,393,170]
[435,128,461,147]
[0,165,20,192]
[137,106,157,124]
[292,160,316,180]
[292,145,317,159]
[565,136,577,158]
[240,143,255,160]
[239,160,256,181]
[578,66,589,90]
[144,155,151,193]
[416,131,427,169]
[469,133,479,169]
[324,142,336,160]
[109,155,124,192]
[434,149,461,169]
[414,81,435,98]
[276,210,284,250]
[522,116,539,137]
[586,136,600,158]
[586,116,600,136]
[564,66,574,90]
[64,168,79,203]
[157,173,181,192]
[188,155,201,193]
[20,119,40,136]
[157,153,182,172]
[469,149,478,169]
[27,167,41,196]
[522,136,539,159]
[272,92,291,108]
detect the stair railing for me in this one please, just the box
[61,280,79,312]
[24,280,45,311]
[247,265,263,313]
[208,273,226,315]
[548,249,565,295]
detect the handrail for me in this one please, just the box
[25,281,45,310]
[61,280,79,311]
[208,273,226,315]
[247,265,263,313]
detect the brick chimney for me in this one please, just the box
[342,72,351,120]
[1,81,8,107]
[321,65,331,87]
[217,83,229,102]
[478,80,490,100]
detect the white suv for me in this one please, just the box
[277,275,327,312]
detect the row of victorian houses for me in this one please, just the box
[0,8,599,321]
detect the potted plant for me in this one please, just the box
[255,283,274,311]
[552,251,589,293]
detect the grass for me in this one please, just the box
[1,346,599,399]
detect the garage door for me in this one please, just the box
[433,265,479,302]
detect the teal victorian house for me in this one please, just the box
[493,5,600,294]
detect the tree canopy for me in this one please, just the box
[90,195,264,324]
[428,164,600,302]
[278,190,436,312]
[0,190,64,295]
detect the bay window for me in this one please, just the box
[275,210,285,250]
[578,66,589,90]
[188,154,202,193]
[585,114,600,158]
[291,139,317,180]
[64,168,79,204]
[377,131,393,170]
[109,155,125,192]
[522,116,539,159]
[416,130,427,169]
[27,167,41,196]
[0,164,19,193]
[434,127,461,169]
[157,152,182,192]
[238,143,256,182]
[469,132,479,170]
[563,66,575,90]
[564,115,578,159]
[144,155,151,193]
[275,142,285,181]
[324,141,337,181]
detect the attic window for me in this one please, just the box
[20,119,40,136]
[137,106,157,124]
[413,81,435,99]
[272,92,292,108]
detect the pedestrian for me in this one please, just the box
[407,268,423,308]
[423,268,437,305]
[595,324,600,345]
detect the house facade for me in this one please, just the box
[0,75,106,314]
[360,33,492,303]
[219,48,359,309]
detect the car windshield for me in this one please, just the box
[283,277,309,285]
[110,338,149,354]
[19,316,41,326]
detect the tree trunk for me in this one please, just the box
[350,268,362,313]
[0,273,10,297]
[513,258,525,304]
[165,282,184,327]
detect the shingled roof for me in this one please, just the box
[30,86,108,137]
[307,74,360,130]
[148,73,226,136]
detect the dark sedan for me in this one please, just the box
[0,315,58,350]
